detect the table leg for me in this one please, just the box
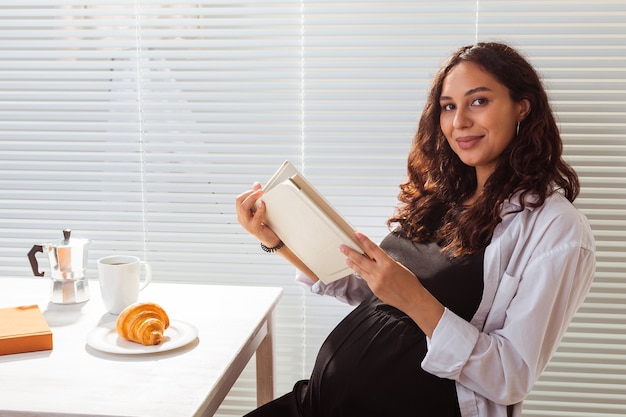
[255,312,275,406]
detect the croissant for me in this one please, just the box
[116,302,170,346]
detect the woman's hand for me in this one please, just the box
[340,232,421,309]
[235,182,282,247]
[235,182,321,281]
[340,232,445,337]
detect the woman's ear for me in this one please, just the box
[518,98,531,121]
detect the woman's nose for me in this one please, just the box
[453,108,472,129]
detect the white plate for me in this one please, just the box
[86,319,198,355]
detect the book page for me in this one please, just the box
[262,160,298,192]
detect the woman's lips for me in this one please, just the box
[456,136,482,150]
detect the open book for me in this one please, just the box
[259,161,364,284]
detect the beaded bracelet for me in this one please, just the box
[261,240,285,253]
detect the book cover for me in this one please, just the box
[0,305,53,355]
[259,161,364,283]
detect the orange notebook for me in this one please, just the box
[0,305,53,355]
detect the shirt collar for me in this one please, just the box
[501,191,541,216]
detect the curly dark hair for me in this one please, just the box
[388,42,579,257]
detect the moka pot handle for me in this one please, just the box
[27,245,45,277]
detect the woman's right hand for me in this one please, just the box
[235,182,282,248]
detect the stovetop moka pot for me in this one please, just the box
[27,229,91,304]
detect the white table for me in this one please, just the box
[0,277,282,417]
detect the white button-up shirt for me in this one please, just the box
[297,191,596,417]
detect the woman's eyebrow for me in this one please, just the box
[440,86,492,101]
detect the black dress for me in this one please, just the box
[246,232,485,417]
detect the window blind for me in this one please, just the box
[0,1,624,416]
[0,1,304,413]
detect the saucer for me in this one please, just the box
[86,319,198,354]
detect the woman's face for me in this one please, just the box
[439,61,529,183]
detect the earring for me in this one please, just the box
[516,121,520,136]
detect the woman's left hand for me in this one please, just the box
[340,232,445,337]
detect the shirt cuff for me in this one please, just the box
[421,307,479,379]
[295,270,371,306]
[295,270,317,287]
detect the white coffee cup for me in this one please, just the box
[97,255,152,314]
